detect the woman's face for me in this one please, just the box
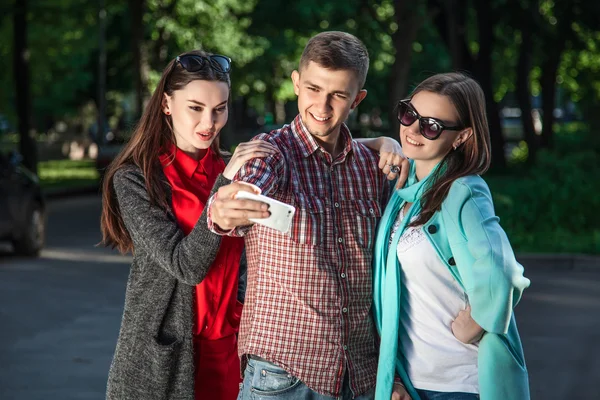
[163,79,229,159]
[399,91,464,165]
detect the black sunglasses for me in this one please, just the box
[176,54,232,74]
[397,99,464,140]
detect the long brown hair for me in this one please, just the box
[410,72,492,227]
[101,50,231,254]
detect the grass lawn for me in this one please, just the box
[38,159,100,191]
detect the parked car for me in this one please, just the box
[0,150,46,256]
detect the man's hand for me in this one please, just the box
[451,305,484,344]
[377,137,409,189]
[392,383,412,400]
[210,182,270,231]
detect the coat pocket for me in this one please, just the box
[119,336,183,400]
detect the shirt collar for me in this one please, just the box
[160,143,215,179]
[291,115,354,161]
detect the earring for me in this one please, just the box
[165,111,171,115]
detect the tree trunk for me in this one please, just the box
[540,52,561,149]
[473,0,506,169]
[13,0,37,174]
[154,0,178,67]
[443,0,469,70]
[516,23,537,163]
[97,0,107,146]
[429,0,473,70]
[388,0,424,136]
[130,0,146,119]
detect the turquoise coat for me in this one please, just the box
[373,174,531,400]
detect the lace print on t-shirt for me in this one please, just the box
[389,207,426,253]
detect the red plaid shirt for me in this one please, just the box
[209,116,389,397]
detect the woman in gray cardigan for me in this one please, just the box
[100,50,277,400]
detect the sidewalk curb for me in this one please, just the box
[44,184,101,200]
[516,253,600,272]
[39,186,600,272]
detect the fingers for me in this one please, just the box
[224,142,279,180]
[395,158,410,189]
[215,203,269,221]
[217,182,262,199]
[380,150,408,182]
[378,155,389,170]
[212,184,271,229]
[391,384,412,400]
[232,141,278,157]
[231,143,277,161]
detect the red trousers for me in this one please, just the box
[194,334,241,400]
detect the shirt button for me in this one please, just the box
[338,237,343,243]
[334,202,340,208]
[343,345,348,351]
[342,307,348,313]
[341,273,346,279]
[369,208,374,214]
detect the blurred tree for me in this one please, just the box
[427,0,507,169]
[130,0,146,119]
[537,0,575,150]
[243,0,448,136]
[360,0,429,135]
[511,0,539,164]
[13,0,37,173]
[560,25,600,138]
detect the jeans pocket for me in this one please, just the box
[249,360,302,396]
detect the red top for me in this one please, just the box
[160,144,244,340]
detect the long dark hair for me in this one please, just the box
[101,50,231,253]
[410,72,492,227]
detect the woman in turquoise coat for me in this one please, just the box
[373,73,531,400]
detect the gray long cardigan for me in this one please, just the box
[106,164,236,400]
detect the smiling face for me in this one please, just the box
[400,91,471,171]
[162,79,229,159]
[292,61,366,149]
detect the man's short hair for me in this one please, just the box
[299,31,369,89]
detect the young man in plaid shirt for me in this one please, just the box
[209,31,408,399]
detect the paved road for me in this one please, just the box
[0,195,131,400]
[0,195,599,399]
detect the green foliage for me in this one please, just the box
[38,159,99,190]
[486,126,600,254]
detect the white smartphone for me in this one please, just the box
[234,191,296,234]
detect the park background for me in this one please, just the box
[1,0,599,253]
[1,2,600,400]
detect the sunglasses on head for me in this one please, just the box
[397,99,464,140]
[176,54,232,74]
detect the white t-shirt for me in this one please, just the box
[389,208,479,394]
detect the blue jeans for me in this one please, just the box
[416,389,479,400]
[237,356,375,400]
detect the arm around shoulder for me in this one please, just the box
[113,166,227,286]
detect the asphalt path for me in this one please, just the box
[0,194,598,399]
